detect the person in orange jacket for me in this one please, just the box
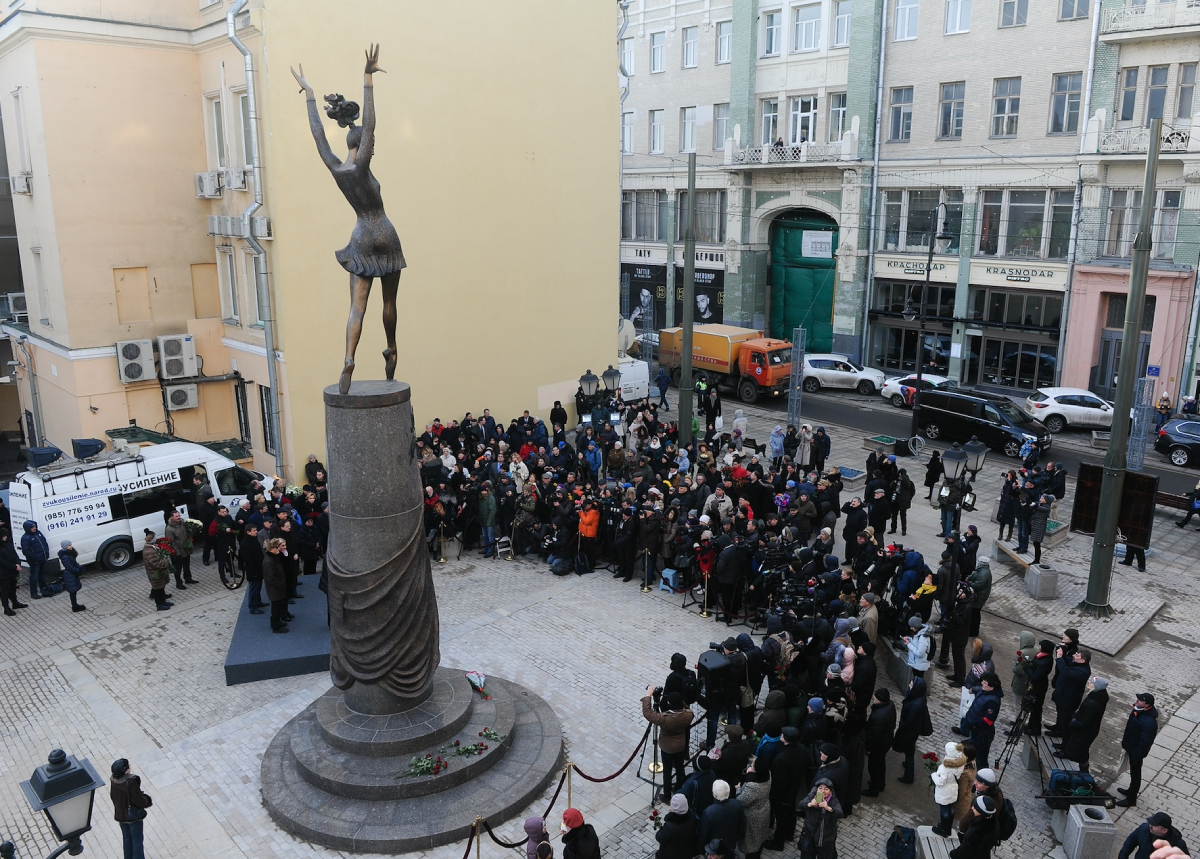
[577,499,600,568]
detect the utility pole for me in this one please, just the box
[678,153,698,446]
[1082,118,1162,617]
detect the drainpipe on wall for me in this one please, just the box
[1057,3,1103,387]
[1180,271,1200,401]
[228,0,284,476]
[860,0,890,363]
[16,335,43,445]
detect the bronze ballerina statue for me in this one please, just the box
[292,45,405,395]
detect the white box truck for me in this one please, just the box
[7,441,270,570]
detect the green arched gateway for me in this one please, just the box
[769,210,838,351]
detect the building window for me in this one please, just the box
[30,248,48,326]
[762,98,779,144]
[621,191,634,239]
[714,103,730,149]
[1110,190,1182,259]
[992,77,1021,137]
[682,26,698,68]
[632,190,667,241]
[764,11,782,55]
[889,88,913,141]
[1154,190,1180,259]
[1060,0,1088,19]
[621,111,634,153]
[650,109,664,153]
[794,4,821,51]
[238,92,253,168]
[1178,64,1196,118]
[244,251,264,326]
[621,37,635,75]
[967,287,1063,328]
[834,1,853,45]
[1050,72,1082,133]
[716,21,733,63]
[1000,0,1028,26]
[650,32,666,73]
[896,0,919,39]
[829,93,848,142]
[1119,68,1138,121]
[789,96,818,143]
[880,188,964,252]
[218,246,239,322]
[9,88,30,172]
[939,83,965,139]
[1146,66,1168,125]
[678,190,727,243]
[680,107,697,152]
[259,385,276,455]
[945,0,972,33]
[209,96,226,169]
[977,188,1074,258]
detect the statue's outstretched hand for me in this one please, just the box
[364,43,385,76]
[291,64,314,97]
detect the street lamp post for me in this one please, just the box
[601,365,622,399]
[578,369,600,425]
[13,749,106,859]
[938,438,987,534]
[903,203,955,442]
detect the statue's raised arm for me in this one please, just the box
[291,64,340,170]
[357,44,384,169]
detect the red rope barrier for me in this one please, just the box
[542,767,568,818]
[460,821,476,859]
[479,769,569,849]
[571,723,652,782]
[481,819,527,850]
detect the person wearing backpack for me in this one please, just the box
[950,796,1000,858]
[663,653,699,709]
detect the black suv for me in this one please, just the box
[1155,419,1200,467]
[916,389,1052,457]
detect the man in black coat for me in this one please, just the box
[840,498,868,561]
[1118,812,1189,859]
[862,689,896,796]
[1023,639,1055,736]
[867,488,892,536]
[1047,647,1091,738]
[713,725,751,787]
[1055,677,1109,771]
[850,642,878,720]
[763,727,808,849]
[812,743,850,807]
[715,539,750,623]
[240,523,265,615]
[1117,693,1159,807]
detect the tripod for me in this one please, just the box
[994,694,1034,787]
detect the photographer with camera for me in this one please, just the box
[705,639,745,749]
[642,685,694,801]
[715,536,752,625]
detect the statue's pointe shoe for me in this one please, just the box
[383,348,397,380]
[338,360,355,395]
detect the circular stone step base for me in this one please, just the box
[262,675,564,854]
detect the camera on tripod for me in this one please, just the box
[652,685,664,711]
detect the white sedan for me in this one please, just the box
[879,374,958,408]
[801,354,888,395]
[1024,387,1114,433]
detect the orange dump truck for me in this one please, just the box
[658,324,793,404]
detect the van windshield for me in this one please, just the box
[769,348,792,365]
[994,401,1032,425]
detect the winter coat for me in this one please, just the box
[738,777,772,854]
[997,479,1018,525]
[655,811,697,859]
[1118,822,1189,859]
[814,429,831,460]
[240,533,264,581]
[865,700,896,753]
[954,760,978,820]
[812,755,850,805]
[798,781,843,849]
[697,797,745,851]
[1030,496,1054,543]
[142,537,171,587]
[0,537,19,582]
[1051,659,1090,719]
[1011,632,1037,699]
[755,690,788,738]
[642,697,693,755]
[893,678,931,752]
[262,552,288,602]
[561,823,601,859]
[57,548,84,593]
[164,519,193,557]
[906,627,934,671]
[109,773,152,823]
[963,685,1003,739]
[1121,706,1159,760]
[770,742,809,804]
[967,563,992,608]
[950,815,999,859]
[769,427,786,459]
[858,605,879,647]
[523,817,547,859]
[931,742,968,805]
[924,455,943,489]
[1061,687,1108,762]
[20,521,49,564]
[477,493,497,528]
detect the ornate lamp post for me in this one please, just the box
[903,203,955,441]
[13,749,106,858]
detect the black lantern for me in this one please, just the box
[964,435,989,478]
[578,369,600,398]
[933,218,954,254]
[901,300,917,323]
[940,443,967,481]
[601,364,622,393]
[19,750,105,856]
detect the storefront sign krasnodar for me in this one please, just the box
[970,261,1066,290]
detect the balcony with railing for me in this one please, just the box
[1102,0,1200,37]
[1099,126,1191,154]
[723,119,860,167]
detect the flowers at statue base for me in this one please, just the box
[398,754,447,778]
[479,727,504,742]
[649,807,663,831]
[466,670,491,700]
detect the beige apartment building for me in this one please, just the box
[0,0,618,478]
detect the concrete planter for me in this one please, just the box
[1026,563,1059,600]
[863,435,898,453]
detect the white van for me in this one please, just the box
[7,442,270,571]
[618,357,650,401]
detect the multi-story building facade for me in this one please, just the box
[0,0,618,478]
[621,0,1200,406]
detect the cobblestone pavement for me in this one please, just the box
[1,420,1200,858]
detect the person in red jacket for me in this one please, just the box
[577,500,600,568]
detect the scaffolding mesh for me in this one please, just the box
[787,328,807,427]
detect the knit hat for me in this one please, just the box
[908,615,923,630]
[60,540,71,549]
[670,794,689,815]
[1091,677,1108,691]
[1148,812,1173,828]
[975,796,996,815]
[861,593,877,604]
[562,808,583,830]
[874,688,890,704]
[827,663,842,678]
[711,780,730,801]
[1137,692,1156,708]
[781,726,800,743]
[722,637,738,651]
[808,697,825,712]
[821,743,840,759]
[1064,628,1080,644]
[725,725,744,740]
[976,768,997,785]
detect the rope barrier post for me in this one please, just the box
[699,570,710,619]
[640,548,652,593]
[438,523,447,564]
[475,816,482,859]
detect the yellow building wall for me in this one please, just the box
[255,1,618,467]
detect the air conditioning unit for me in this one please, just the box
[157,334,198,380]
[7,292,27,322]
[194,171,222,198]
[116,339,156,384]
[224,168,249,191]
[10,173,31,195]
[207,215,243,238]
[251,217,272,239]
[165,383,199,411]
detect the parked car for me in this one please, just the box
[1024,387,1114,433]
[880,373,958,408]
[1155,419,1200,467]
[801,354,887,395]
[917,389,1052,458]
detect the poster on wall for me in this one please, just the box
[672,267,725,325]
[620,262,668,333]
[802,231,834,258]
